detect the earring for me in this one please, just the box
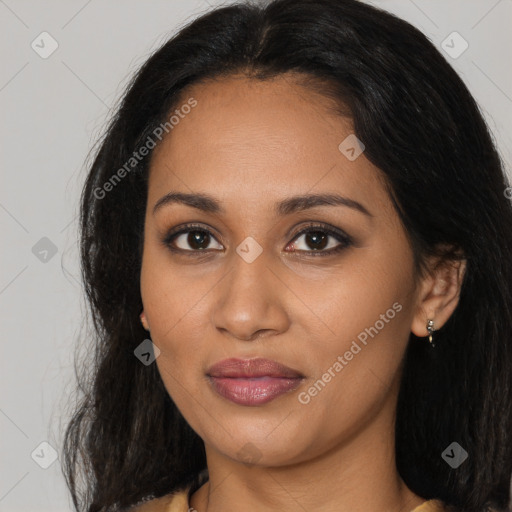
[140,311,150,332]
[426,319,435,348]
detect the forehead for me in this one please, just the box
[147,73,391,217]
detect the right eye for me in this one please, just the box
[162,224,224,253]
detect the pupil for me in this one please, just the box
[188,231,209,250]
[307,231,327,250]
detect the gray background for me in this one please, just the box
[1,0,511,510]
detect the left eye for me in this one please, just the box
[286,227,351,255]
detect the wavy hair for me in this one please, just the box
[62,0,512,511]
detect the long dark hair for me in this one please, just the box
[62,0,512,510]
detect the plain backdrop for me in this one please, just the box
[1,0,511,510]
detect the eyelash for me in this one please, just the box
[161,222,353,258]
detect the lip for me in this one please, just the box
[206,358,304,406]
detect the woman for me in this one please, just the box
[62,0,512,511]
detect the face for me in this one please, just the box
[140,73,422,467]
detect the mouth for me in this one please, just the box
[206,357,305,406]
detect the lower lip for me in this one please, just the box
[208,376,303,406]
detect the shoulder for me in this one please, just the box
[410,499,449,512]
[126,487,191,512]
[411,500,447,512]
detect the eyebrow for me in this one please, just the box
[152,192,373,218]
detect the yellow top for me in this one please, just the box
[129,485,447,512]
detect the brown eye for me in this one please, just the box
[183,230,211,250]
[163,225,223,252]
[286,225,352,256]
[301,231,329,250]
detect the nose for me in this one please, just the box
[211,247,291,342]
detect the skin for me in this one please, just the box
[139,73,466,512]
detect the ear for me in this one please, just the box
[140,311,150,332]
[411,250,466,338]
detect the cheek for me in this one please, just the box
[141,241,214,338]
[281,246,411,341]
[287,250,414,412]
[140,246,212,400]
[293,297,410,451]
[151,309,208,425]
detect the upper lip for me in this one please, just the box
[207,357,304,379]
